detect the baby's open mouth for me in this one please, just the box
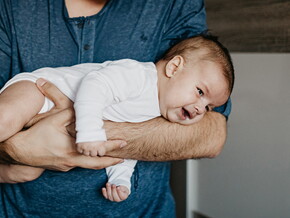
[182,107,191,120]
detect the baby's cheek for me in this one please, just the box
[193,114,205,123]
[167,110,179,123]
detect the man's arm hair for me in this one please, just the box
[105,111,227,161]
[0,111,226,165]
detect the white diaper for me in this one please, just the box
[0,73,55,114]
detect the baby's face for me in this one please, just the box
[159,60,230,125]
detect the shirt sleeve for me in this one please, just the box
[0,0,12,88]
[74,60,146,143]
[157,0,207,60]
[213,97,232,120]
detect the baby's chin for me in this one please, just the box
[176,119,197,126]
[174,116,203,126]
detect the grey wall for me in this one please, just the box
[189,53,290,218]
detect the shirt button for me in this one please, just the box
[77,22,84,29]
[84,44,90,50]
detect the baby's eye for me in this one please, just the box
[197,88,204,96]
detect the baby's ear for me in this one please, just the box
[165,55,184,78]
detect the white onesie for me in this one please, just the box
[1,59,161,192]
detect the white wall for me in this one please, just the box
[187,53,290,218]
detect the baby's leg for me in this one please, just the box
[0,81,45,141]
[102,159,137,202]
[0,81,46,183]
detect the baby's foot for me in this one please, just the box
[102,182,130,202]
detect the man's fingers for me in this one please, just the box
[25,108,75,128]
[90,156,124,169]
[24,112,50,127]
[36,78,73,109]
[47,108,75,127]
[66,123,76,137]
[26,79,74,127]
[73,156,124,170]
[104,140,127,153]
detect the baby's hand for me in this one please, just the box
[77,141,106,157]
[102,183,130,202]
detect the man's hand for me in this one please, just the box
[5,108,125,171]
[24,78,74,127]
[1,78,126,170]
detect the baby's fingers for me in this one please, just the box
[117,186,129,201]
[98,145,106,156]
[105,183,113,201]
[102,187,108,199]
[111,185,122,202]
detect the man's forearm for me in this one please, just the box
[105,112,227,161]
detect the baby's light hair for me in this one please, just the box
[161,34,235,94]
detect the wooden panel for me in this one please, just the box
[205,0,290,52]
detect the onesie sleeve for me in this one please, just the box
[74,60,147,143]
[0,0,12,88]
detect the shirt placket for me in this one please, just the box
[70,18,96,63]
[80,19,96,63]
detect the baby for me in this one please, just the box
[0,35,234,202]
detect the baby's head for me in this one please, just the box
[156,34,234,125]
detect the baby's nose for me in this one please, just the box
[195,102,207,115]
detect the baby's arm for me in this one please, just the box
[102,159,137,202]
[0,164,44,183]
[74,70,114,157]
[74,61,143,157]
